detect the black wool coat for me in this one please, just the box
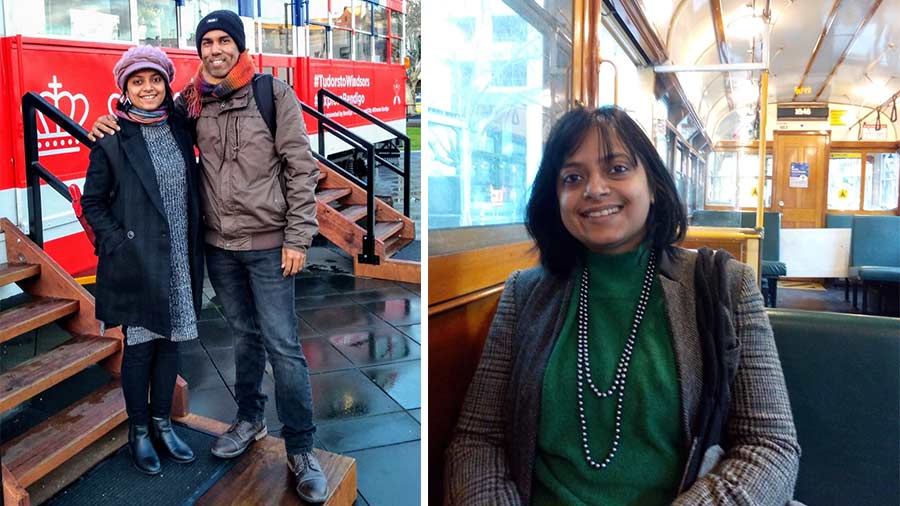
[81,115,203,337]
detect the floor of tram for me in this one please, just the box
[778,279,899,317]
[0,244,421,506]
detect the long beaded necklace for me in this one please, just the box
[576,249,657,469]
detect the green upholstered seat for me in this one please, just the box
[848,265,900,283]
[825,213,853,228]
[762,260,787,277]
[691,210,742,227]
[767,309,899,506]
[849,216,900,280]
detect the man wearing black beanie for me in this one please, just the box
[91,8,328,504]
[194,9,246,56]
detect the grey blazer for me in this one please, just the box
[445,248,800,505]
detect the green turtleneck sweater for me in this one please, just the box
[532,245,684,505]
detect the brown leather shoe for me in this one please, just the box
[210,419,267,459]
[287,451,329,504]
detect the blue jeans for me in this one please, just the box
[205,245,315,454]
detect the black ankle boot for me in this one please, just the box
[129,423,162,475]
[150,416,196,463]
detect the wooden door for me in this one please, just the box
[772,131,829,228]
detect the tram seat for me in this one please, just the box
[768,308,899,506]
[691,209,742,227]
[740,211,786,307]
[825,213,854,229]
[826,214,854,301]
[848,215,900,313]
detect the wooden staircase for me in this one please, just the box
[0,218,129,506]
[314,162,420,283]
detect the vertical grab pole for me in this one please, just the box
[756,71,768,230]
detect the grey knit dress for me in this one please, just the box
[125,122,198,346]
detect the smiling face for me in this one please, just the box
[200,29,240,81]
[556,127,654,254]
[125,70,167,111]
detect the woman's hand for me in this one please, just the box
[87,115,120,141]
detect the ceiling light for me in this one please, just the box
[730,14,767,39]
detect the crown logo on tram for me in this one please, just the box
[36,75,90,156]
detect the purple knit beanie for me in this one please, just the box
[113,45,176,91]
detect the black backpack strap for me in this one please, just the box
[683,247,739,490]
[251,73,277,139]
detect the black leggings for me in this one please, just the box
[121,335,180,426]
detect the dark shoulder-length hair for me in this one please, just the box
[525,106,687,277]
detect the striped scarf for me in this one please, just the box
[114,101,169,125]
[182,50,256,119]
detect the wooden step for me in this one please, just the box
[318,170,327,181]
[339,205,368,223]
[374,221,404,241]
[0,297,79,344]
[316,188,352,205]
[0,263,40,287]
[384,235,412,258]
[1,381,126,488]
[0,336,120,411]
[181,415,357,506]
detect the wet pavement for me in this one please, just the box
[0,245,421,506]
[186,246,421,506]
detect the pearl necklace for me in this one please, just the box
[576,249,657,469]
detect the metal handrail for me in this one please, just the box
[316,88,411,221]
[21,92,94,247]
[299,102,379,264]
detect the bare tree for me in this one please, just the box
[405,0,421,115]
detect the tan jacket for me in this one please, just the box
[185,78,319,252]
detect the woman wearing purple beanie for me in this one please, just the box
[82,45,203,475]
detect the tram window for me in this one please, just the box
[355,2,373,34]
[307,2,329,24]
[180,0,239,49]
[707,152,738,205]
[391,10,403,37]
[331,0,353,29]
[138,0,178,47]
[492,65,527,87]
[864,153,899,211]
[257,0,293,54]
[374,36,389,63]
[333,28,352,59]
[356,32,372,61]
[11,0,133,41]
[308,25,328,59]
[390,38,402,64]
[259,23,293,54]
[493,16,527,42]
[828,153,862,211]
[374,5,388,36]
[427,0,571,231]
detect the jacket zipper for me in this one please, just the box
[677,437,699,493]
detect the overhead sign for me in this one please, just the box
[777,103,829,121]
[829,109,847,126]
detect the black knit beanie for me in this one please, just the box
[195,10,246,57]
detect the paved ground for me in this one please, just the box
[0,246,421,506]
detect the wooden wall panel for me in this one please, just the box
[428,291,503,506]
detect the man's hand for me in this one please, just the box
[87,115,120,141]
[282,246,306,277]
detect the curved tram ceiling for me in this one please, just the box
[630,0,900,142]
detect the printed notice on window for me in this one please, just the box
[789,162,809,188]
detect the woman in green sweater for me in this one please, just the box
[444,107,800,505]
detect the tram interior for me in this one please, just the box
[429,1,899,505]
